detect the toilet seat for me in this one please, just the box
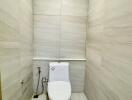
[48,81,71,100]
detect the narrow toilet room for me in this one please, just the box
[0,0,132,100]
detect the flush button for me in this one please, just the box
[51,67,55,71]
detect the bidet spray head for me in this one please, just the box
[37,67,41,73]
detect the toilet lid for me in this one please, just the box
[48,81,71,100]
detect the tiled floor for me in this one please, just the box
[31,93,88,100]
[71,93,87,100]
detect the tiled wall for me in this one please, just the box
[33,0,88,93]
[85,0,132,100]
[0,0,33,100]
[33,0,88,59]
[0,73,2,99]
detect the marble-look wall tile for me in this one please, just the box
[102,0,132,44]
[33,0,61,15]
[60,16,86,59]
[19,0,33,99]
[34,15,60,58]
[69,61,86,92]
[0,1,20,100]
[100,44,132,100]
[0,0,33,100]
[85,0,132,100]
[33,60,86,93]
[33,0,88,59]
[0,22,19,42]
[0,48,21,100]
[0,73,1,100]
[62,0,88,16]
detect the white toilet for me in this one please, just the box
[48,62,71,100]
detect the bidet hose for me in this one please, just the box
[41,77,44,94]
[36,67,41,95]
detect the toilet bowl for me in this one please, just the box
[48,81,71,100]
[48,62,71,100]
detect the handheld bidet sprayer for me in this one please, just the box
[37,67,41,74]
[34,67,41,98]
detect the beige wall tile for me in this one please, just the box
[60,16,86,59]
[34,15,60,58]
[34,0,61,15]
[0,0,33,100]
[62,0,88,16]
[85,0,132,100]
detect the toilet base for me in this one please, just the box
[48,95,71,100]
